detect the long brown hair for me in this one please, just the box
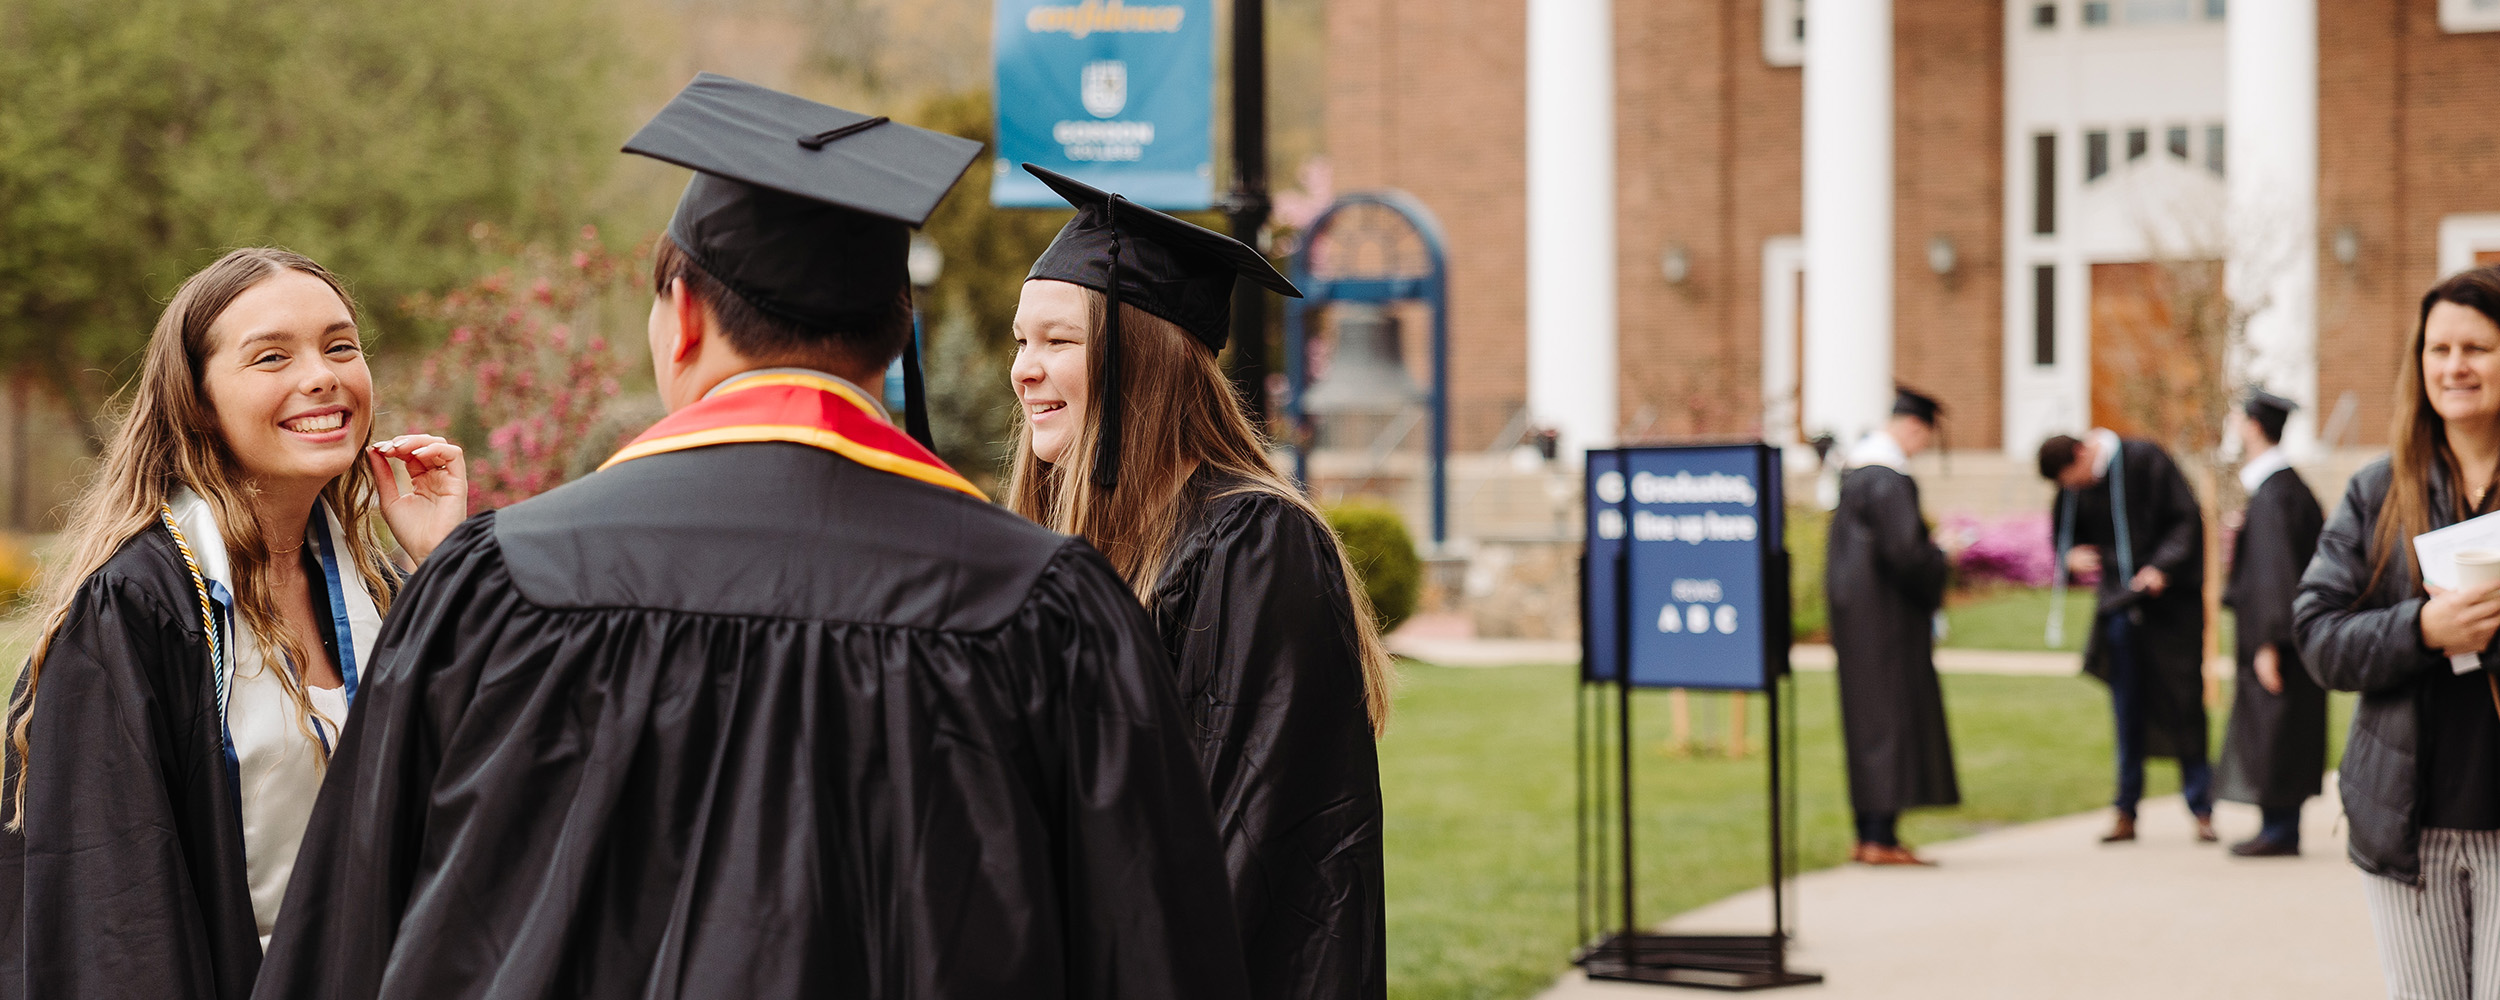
[1007,288,1393,737]
[2367,265,2500,595]
[7,248,398,825]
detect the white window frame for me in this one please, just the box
[1763,0,1805,67]
[2439,214,2500,276]
[2441,0,2500,34]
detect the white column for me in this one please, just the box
[1802,0,1894,449]
[2228,0,2318,450]
[1528,0,1617,459]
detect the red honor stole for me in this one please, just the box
[600,372,987,501]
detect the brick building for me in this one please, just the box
[1321,0,2500,467]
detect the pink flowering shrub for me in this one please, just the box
[400,227,646,510]
[1939,511,2095,588]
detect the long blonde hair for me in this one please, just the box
[7,248,398,826]
[1008,288,1393,737]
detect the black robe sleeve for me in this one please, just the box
[260,514,1250,1000]
[2138,444,2205,585]
[1860,470,1948,612]
[1155,493,1386,1000]
[2227,473,2326,656]
[0,562,259,1000]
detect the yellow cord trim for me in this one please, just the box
[600,424,987,501]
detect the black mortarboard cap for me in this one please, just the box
[1892,386,1944,425]
[2244,387,2297,442]
[1023,164,1300,352]
[623,73,981,449]
[1020,164,1301,491]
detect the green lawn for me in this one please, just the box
[1941,584,2235,654]
[1379,659,2346,1000]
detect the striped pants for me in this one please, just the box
[2367,828,2500,999]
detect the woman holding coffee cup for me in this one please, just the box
[2297,264,2500,996]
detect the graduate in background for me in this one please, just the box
[2216,390,2328,857]
[1006,164,1390,1000]
[1826,388,1960,866]
[2040,429,2214,845]
[255,76,1250,1000]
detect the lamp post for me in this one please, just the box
[1225,0,1273,426]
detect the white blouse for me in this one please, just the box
[165,488,380,949]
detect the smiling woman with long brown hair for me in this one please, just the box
[1006,165,1390,1000]
[2298,264,2500,996]
[0,248,466,999]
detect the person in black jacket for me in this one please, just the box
[2298,265,2500,996]
[1006,164,1392,1000]
[2216,389,2327,857]
[2040,430,2214,845]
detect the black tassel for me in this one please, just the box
[1091,197,1127,491]
[902,318,934,452]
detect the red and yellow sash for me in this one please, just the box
[599,372,987,501]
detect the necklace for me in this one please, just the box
[268,540,304,557]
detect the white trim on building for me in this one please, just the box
[2439,214,2500,277]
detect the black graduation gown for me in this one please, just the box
[2217,465,2329,810]
[0,526,262,1000]
[1146,473,1385,1000]
[1824,464,1961,814]
[254,441,1251,1000]
[2053,438,2209,760]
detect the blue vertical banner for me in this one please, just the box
[1582,444,1787,691]
[992,0,1215,209]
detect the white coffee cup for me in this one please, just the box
[2450,550,2500,673]
[2459,549,2500,588]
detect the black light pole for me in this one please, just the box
[1225,0,1272,424]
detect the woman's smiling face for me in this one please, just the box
[199,269,373,491]
[2425,299,2500,429]
[1011,279,1093,465]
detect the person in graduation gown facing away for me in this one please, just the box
[2216,390,2328,857]
[2039,429,2214,845]
[1005,164,1392,1000]
[0,247,467,1000]
[254,77,1250,1000]
[1825,388,1960,867]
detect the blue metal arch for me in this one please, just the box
[1284,190,1451,548]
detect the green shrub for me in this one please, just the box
[1786,504,1830,643]
[1325,501,1422,635]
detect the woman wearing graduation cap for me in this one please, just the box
[1008,164,1390,999]
[0,248,466,999]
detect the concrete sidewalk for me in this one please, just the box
[1537,789,2381,999]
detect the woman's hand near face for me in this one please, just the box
[2421,580,2500,656]
[368,435,468,564]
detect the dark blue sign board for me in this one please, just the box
[991,0,1215,209]
[1582,443,1788,690]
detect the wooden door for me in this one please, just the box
[2089,260,2225,445]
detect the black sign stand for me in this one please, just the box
[1574,444,1821,990]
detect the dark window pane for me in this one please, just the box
[2126,128,2148,161]
[2206,124,2226,175]
[2206,0,2225,19]
[2034,265,2058,367]
[2035,2,2059,27]
[2034,133,2058,236]
[2086,131,2110,181]
[2084,1,2111,25]
[2166,126,2189,159]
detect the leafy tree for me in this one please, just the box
[0,0,632,431]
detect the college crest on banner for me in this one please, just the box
[991,0,1215,210]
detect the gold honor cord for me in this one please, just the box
[158,502,230,720]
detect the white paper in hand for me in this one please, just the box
[2411,510,2500,673]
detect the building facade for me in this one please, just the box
[1323,0,2500,463]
